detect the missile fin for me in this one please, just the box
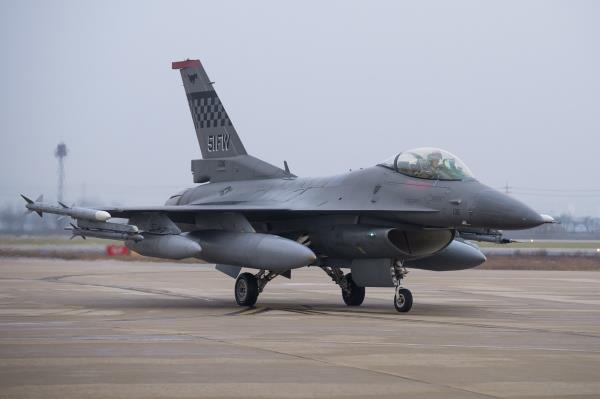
[20,194,33,204]
[58,201,69,209]
[22,194,43,216]
[281,269,292,279]
[215,264,241,279]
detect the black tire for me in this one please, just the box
[394,288,413,312]
[342,273,365,306]
[235,272,259,307]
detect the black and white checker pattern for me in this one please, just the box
[189,91,232,129]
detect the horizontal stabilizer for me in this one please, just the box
[191,155,290,183]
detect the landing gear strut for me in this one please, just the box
[234,270,279,307]
[321,266,365,306]
[391,260,412,312]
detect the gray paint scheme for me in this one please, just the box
[100,59,547,274]
[23,59,551,310]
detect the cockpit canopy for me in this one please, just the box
[379,147,474,181]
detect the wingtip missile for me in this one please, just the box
[20,194,111,221]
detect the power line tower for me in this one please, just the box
[504,181,511,195]
[54,143,68,203]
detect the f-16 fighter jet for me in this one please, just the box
[23,59,555,312]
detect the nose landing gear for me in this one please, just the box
[391,261,412,312]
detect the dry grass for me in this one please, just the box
[1,248,599,271]
[479,255,600,271]
[0,249,201,264]
[478,240,600,249]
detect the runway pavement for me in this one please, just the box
[0,258,599,398]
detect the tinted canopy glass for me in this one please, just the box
[380,147,474,181]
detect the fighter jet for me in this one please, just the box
[22,59,555,312]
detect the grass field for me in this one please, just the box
[0,235,119,246]
[477,240,600,249]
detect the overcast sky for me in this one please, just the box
[1,1,599,216]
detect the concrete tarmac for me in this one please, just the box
[0,258,599,399]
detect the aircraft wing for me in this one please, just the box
[102,203,439,219]
[22,193,439,228]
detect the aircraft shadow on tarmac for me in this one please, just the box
[83,296,485,318]
[41,273,487,317]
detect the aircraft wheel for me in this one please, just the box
[235,272,259,307]
[342,273,365,306]
[394,288,413,313]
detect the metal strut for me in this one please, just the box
[320,266,350,293]
[391,260,409,295]
[254,270,279,293]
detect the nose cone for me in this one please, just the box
[94,210,112,221]
[472,189,544,229]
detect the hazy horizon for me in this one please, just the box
[1,1,599,216]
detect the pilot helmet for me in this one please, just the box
[427,151,443,161]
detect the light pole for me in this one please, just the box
[55,143,67,203]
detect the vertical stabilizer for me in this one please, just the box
[172,59,247,158]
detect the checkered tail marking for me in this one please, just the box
[188,91,233,129]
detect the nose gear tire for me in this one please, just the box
[394,288,413,312]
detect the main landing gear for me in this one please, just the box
[392,260,412,312]
[234,270,279,307]
[323,262,412,312]
[321,266,365,306]
[235,262,413,313]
